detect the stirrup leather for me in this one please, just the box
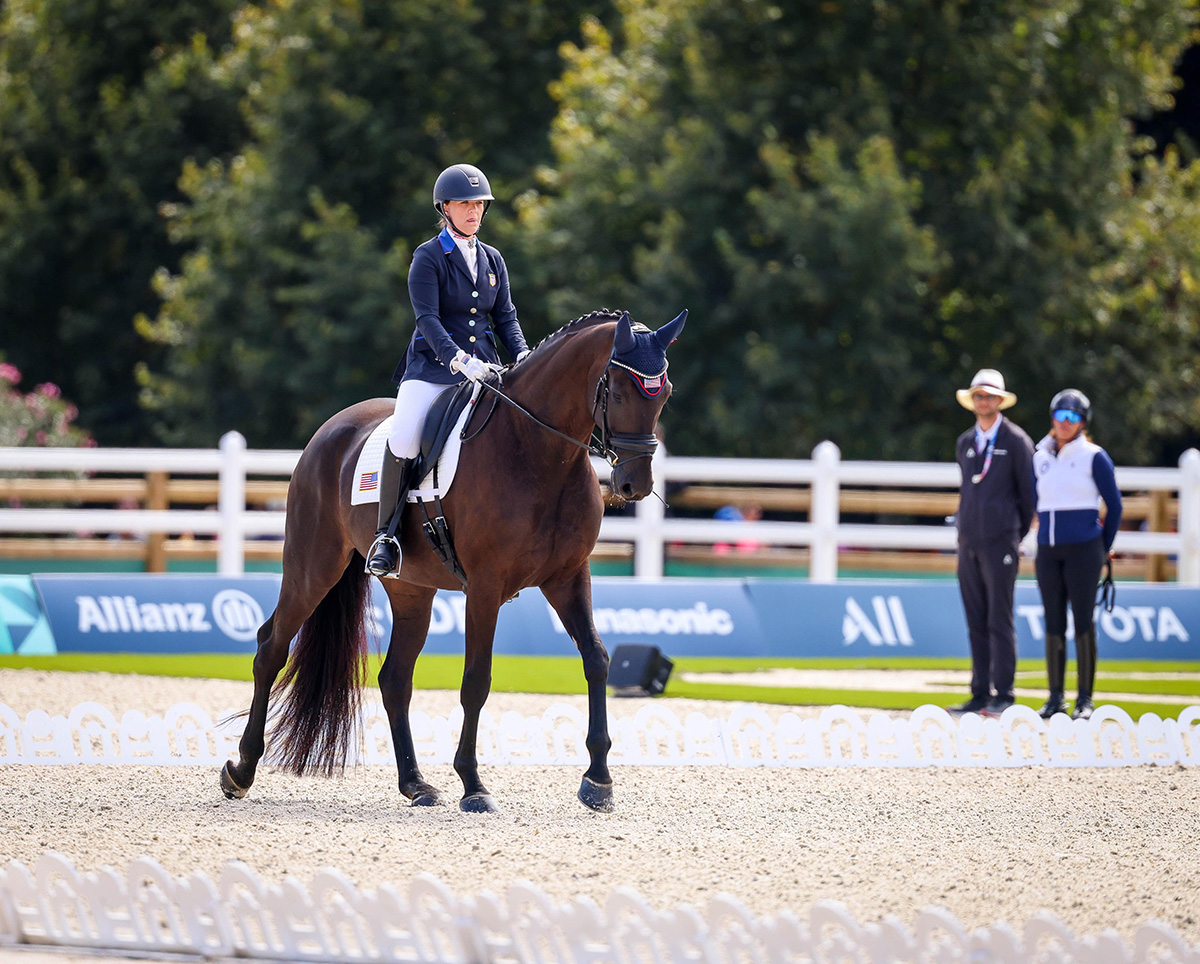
[365,532,402,578]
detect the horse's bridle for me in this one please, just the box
[472,362,660,468]
[591,366,660,468]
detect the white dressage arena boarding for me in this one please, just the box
[2,701,1198,768]
[1,850,1196,964]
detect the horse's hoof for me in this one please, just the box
[460,792,499,813]
[219,762,248,800]
[578,776,614,813]
[410,788,442,807]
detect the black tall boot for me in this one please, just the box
[365,445,414,578]
[1038,633,1069,719]
[1071,626,1097,720]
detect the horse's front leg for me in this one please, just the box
[541,567,613,812]
[455,589,502,812]
[377,583,441,806]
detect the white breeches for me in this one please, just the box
[388,378,451,459]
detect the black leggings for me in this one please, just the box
[1035,536,1106,636]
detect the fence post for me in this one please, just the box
[633,448,667,580]
[145,471,168,573]
[218,431,247,576]
[1179,448,1200,586]
[811,440,840,583]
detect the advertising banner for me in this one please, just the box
[0,575,56,655]
[34,574,284,654]
[747,579,1199,661]
[25,573,1200,660]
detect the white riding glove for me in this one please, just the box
[450,349,490,382]
[516,349,531,363]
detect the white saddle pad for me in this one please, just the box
[350,385,481,506]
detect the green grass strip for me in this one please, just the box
[2,653,1196,720]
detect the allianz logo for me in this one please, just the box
[843,596,914,646]
[75,590,265,642]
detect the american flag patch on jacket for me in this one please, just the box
[359,471,379,491]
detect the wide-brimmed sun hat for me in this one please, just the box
[956,368,1017,411]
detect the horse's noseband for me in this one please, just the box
[592,367,660,467]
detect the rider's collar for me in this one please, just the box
[438,226,479,253]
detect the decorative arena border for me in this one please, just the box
[2,701,1198,767]
[1,851,1196,963]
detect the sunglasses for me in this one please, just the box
[1052,409,1083,424]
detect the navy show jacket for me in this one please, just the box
[955,416,1036,547]
[394,227,529,384]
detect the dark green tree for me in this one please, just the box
[517,0,1199,463]
[139,0,608,447]
[0,0,243,444]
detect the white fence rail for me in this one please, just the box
[2,434,1198,584]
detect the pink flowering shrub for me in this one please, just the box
[0,363,93,448]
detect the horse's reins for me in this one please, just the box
[473,366,659,470]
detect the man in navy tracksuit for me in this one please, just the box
[950,369,1036,717]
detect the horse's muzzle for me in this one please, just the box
[611,461,654,501]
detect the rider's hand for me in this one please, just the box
[516,349,531,363]
[450,349,489,382]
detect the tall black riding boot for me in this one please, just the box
[1037,633,1069,719]
[365,445,414,578]
[1071,626,1097,720]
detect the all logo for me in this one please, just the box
[843,596,914,646]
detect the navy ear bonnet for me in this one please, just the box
[610,310,687,397]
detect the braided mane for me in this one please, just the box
[512,309,625,369]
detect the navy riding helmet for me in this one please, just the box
[1050,388,1091,425]
[433,164,494,221]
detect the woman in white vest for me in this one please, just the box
[1032,389,1122,720]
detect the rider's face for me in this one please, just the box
[444,199,485,236]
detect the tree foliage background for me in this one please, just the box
[2,0,1199,464]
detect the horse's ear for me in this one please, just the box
[654,309,688,350]
[613,311,635,354]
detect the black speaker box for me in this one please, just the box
[607,644,673,696]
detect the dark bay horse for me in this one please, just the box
[220,309,686,812]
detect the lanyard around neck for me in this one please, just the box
[972,432,996,484]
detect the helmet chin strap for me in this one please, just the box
[435,201,487,238]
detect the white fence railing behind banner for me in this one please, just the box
[1,434,1198,584]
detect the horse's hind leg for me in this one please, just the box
[541,567,613,812]
[377,582,441,805]
[220,555,349,799]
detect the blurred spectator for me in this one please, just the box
[713,502,763,554]
[106,497,146,542]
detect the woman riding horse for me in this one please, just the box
[219,295,687,811]
[366,163,531,579]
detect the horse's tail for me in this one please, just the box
[269,553,371,777]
